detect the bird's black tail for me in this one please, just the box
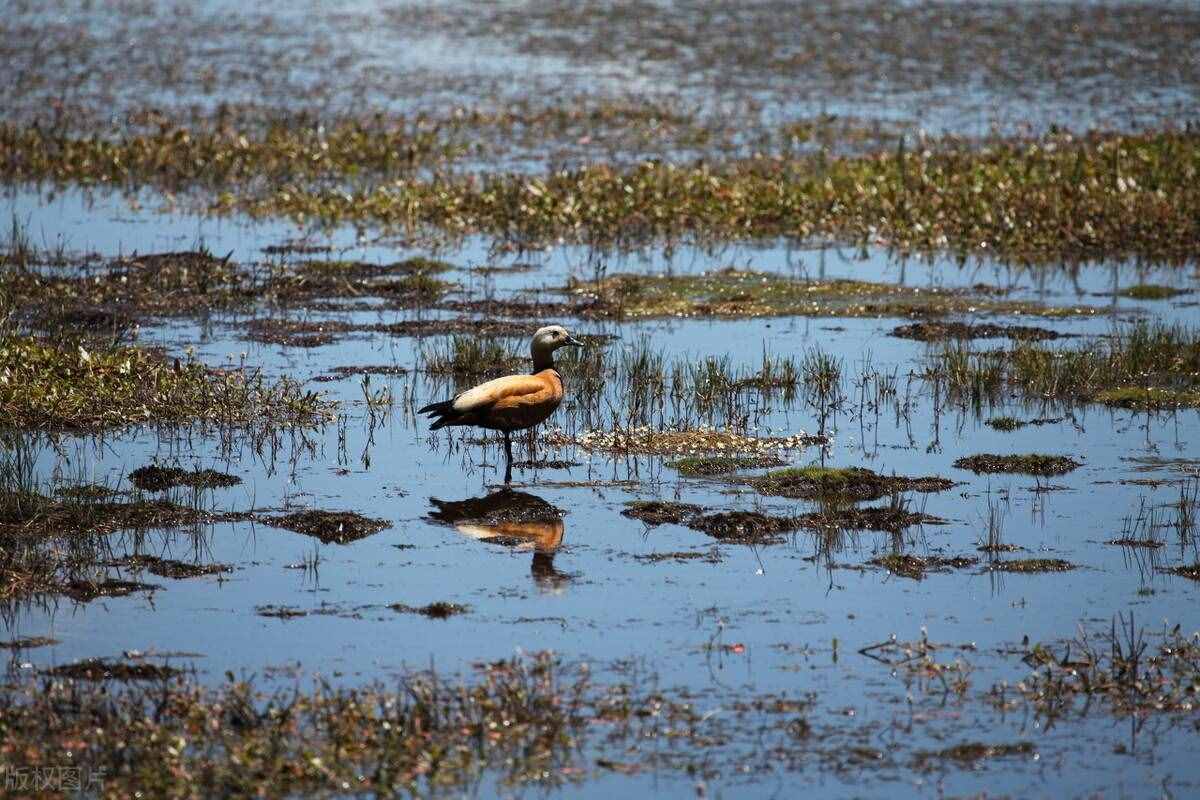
[418,399,457,430]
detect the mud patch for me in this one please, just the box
[868,553,978,580]
[256,605,308,619]
[128,465,241,493]
[389,602,469,619]
[621,501,703,526]
[264,510,391,544]
[245,318,347,347]
[633,550,722,564]
[953,454,1081,477]
[686,511,798,545]
[800,505,946,533]
[751,466,955,501]
[0,636,59,649]
[990,558,1076,573]
[891,322,1062,342]
[914,741,1035,770]
[43,658,183,682]
[60,579,160,602]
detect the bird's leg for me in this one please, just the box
[503,431,513,484]
[529,429,538,466]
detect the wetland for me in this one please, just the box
[1,1,1199,797]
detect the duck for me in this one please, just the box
[419,325,584,482]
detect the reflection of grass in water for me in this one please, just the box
[0,437,237,604]
[419,335,525,377]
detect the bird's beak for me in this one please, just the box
[565,335,586,348]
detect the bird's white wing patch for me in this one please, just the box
[451,376,517,412]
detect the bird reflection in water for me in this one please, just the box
[427,490,570,590]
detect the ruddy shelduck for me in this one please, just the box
[419,325,584,482]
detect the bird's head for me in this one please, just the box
[531,325,585,356]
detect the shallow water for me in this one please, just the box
[4,184,1200,796]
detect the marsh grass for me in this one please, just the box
[930,323,1200,409]
[419,335,526,377]
[7,120,1199,259]
[567,269,1097,321]
[0,335,332,431]
[0,439,241,603]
